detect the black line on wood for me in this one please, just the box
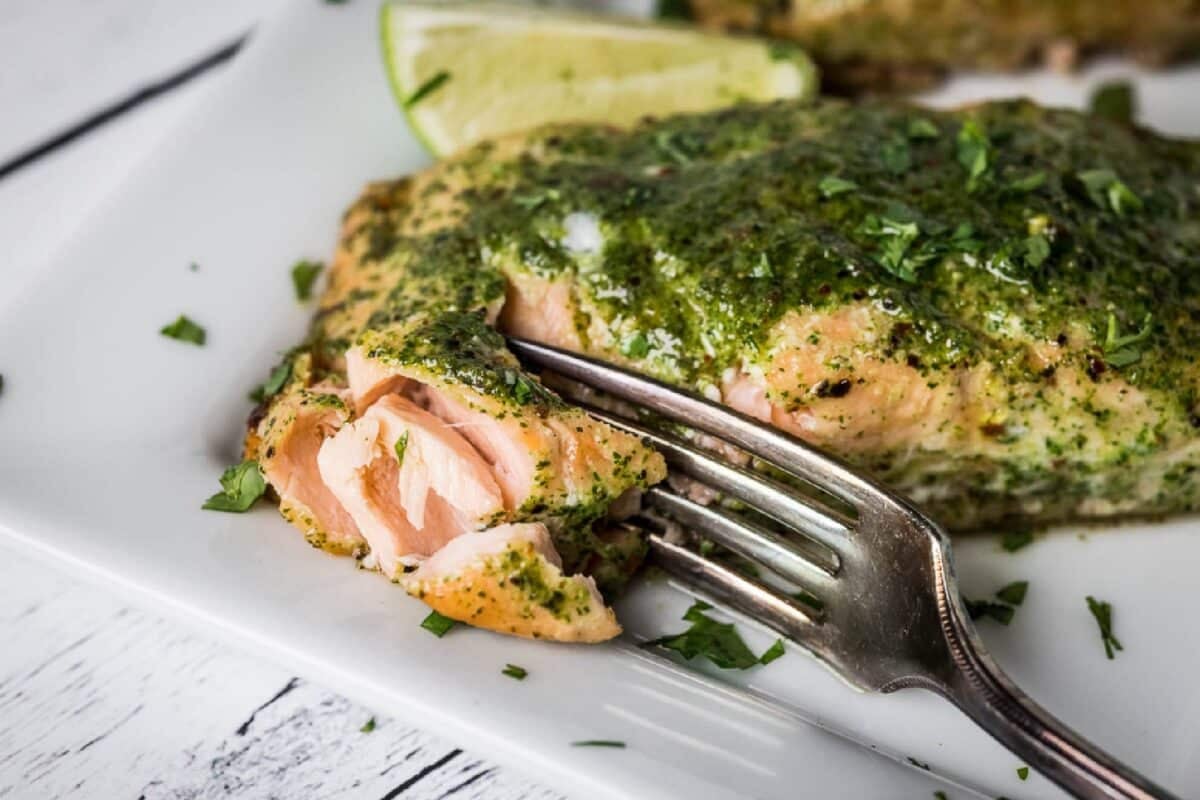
[437,766,496,798]
[379,749,462,800]
[0,33,249,182]
[77,703,144,752]
[234,676,300,736]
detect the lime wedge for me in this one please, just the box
[381,3,818,156]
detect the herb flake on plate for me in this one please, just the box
[421,610,457,637]
[360,716,376,733]
[202,460,267,512]
[571,740,625,748]
[160,314,206,346]
[1000,529,1033,552]
[995,580,1028,606]
[1086,596,1123,659]
[641,601,784,669]
[502,663,528,680]
[291,260,324,301]
[1017,765,1029,781]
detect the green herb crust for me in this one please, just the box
[312,98,1200,530]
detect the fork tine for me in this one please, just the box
[508,337,885,510]
[645,532,826,636]
[564,399,852,553]
[645,487,840,584]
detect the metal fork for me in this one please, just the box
[508,337,1177,800]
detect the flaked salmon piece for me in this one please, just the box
[399,523,620,643]
[316,394,505,579]
[344,311,666,585]
[245,354,365,555]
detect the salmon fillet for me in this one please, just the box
[682,1,1200,91]
[310,98,1200,534]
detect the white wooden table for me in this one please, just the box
[0,3,562,797]
[0,4,957,799]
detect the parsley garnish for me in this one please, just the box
[792,589,825,611]
[1023,234,1051,268]
[955,119,990,192]
[881,134,911,175]
[421,610,457,637]
[1101,312,1153,368]
[622,332,650,358]
[291,260,323,301]
[1089,81,1136,124]
[862,214,923,283]
[160,315,206,346]
[404,70,451,108]
[502,663,528,680]
[964,597,1015,625]
[907,118,940,140]
[571,740,625,748]
[1086,596,1123,659]
[360,716,376,733]
[1017,766,1029,781]
[1077,169,1142,215]
[759,638,786,665]
[995,581,1028,606]
[394,430,409,465]
[1006,171,1046,194]
[657,0,692,20]
[202,460,267,512]
[249,361,292,403]
[641,601,782,669]
[1001,529,1033,552]
[818,175,858,198]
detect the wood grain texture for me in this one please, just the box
[0,550,560,800]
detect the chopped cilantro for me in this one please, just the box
[881,134,911,174]
[818,175,859,198]
[160,315,206,346]
[964,596,1015,625]
[1006,171,1046,194]
[792,589,825,612]
[1086,596,1123,659]
[421,610,457,637]
[622,332,650,358]
[1089,81,1136,124]
[1017,766,1029,781]
[1001,529,1034,552]
[405,70,451,108]
[907,118,940,140]
[393,430,410,464]
[956,119,990,191]
[249,361,292,403]
[862,214,923,283]
[571,740,625,748]
[360,716,376,733]
[1023,234,1051,268]
[202,460,266,512]
[759,638,786,665]
[291,260,323,301]
[995,581,1028,606]
[641,601,780,669]
[1102,312,1153,368]
[657,0,692,19]
[502,663,528,680]
[1077,169,1142,215]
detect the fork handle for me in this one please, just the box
[939,613,1179,800]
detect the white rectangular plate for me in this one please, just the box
[2,3,1198,798]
